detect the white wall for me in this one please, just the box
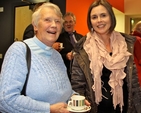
[113,8,125,33]
[113,0,141,34]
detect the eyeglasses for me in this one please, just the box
[44,18,62,24]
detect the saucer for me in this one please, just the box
[67,105,91,112]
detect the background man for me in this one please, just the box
[55,12,83,81]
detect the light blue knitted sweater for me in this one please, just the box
[0,37,74,113]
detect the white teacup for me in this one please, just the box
[60,43,64,49]
[68,95,85,110]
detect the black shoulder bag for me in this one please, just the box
[21,42,31,96]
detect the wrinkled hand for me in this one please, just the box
[50,102,70,113]
[66,52,73,60]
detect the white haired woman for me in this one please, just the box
[0,2,81,113]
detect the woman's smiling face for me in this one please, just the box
[34,7,62,46]
[90,5,111,35]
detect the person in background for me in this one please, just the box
[71,0,141,113]
[131,21,141,86]
[53,12,83,81]
[0,2,82,113]
[22,24,34,40]
[132,21,141,37]
[22,2,44,40]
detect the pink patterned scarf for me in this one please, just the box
[83,31,131,111]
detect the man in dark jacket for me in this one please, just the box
[56,12,83,81]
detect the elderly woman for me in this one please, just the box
[71,0,141,113]
[0,2,76,113]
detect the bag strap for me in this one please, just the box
[21,42,31,96]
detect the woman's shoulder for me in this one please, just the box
[120,32,136,45]
[6,41,26,55]
[10,41,26,48]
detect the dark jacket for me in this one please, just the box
[23,24,34,40]
[71,32,141,113]
[57,31,83,80]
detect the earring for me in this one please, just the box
[91,28,94,32]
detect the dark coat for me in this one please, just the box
[57,31,83,80]
[71,32,141,113]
